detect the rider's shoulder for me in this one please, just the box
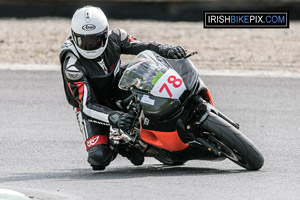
[63,52,84,81]
[60,38,80,59]
[110,28,129,42]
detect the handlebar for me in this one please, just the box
[121,94,135,109]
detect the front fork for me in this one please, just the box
[185,94,240,157]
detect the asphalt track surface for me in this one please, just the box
[0,69,300,200]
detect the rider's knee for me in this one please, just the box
[87,144,115,168]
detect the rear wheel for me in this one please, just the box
[200,112,264,170]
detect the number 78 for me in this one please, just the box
[159,75,182,98]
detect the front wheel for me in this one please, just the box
[200,112,264,170]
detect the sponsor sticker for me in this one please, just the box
[144,118,150,125]
[141,95,155,106]
[152,72,164,85]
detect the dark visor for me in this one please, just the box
[72,28,108,51]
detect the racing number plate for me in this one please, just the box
[150,69,186,99]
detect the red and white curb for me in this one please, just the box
[0,189,31,200]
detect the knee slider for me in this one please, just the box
[87,145,114,167]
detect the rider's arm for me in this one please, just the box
[62,53,112,125]
[112,28,186,58]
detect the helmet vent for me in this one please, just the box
[86,11,90,18]
[85,10,91,22]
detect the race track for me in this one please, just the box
[0,69,299,199]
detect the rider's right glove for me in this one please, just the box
[108,111,135,131]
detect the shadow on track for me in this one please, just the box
[1,164,252,183]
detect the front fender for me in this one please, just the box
[194,101,239,129]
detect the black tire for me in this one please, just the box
[201,112,264,170]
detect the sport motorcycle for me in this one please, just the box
[110,50,264,170]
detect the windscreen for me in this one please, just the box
[118,50,170,92]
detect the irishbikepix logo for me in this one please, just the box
[204,11,289,28]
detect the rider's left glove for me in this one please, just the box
[166,46,186,59]
[108,111,135,131]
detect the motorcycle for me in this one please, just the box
[110,50,264,170]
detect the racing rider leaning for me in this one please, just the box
[59,5,186,170]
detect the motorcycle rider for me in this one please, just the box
[59,5,187,170]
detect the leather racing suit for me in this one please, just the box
[59,28,184,169]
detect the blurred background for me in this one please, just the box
[0,0,300,21]
[0,0,299,73]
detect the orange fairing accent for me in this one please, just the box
[206,90,214,106]
[140,129,189,151]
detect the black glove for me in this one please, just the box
[166,46,186,59]
[108,111,135,131]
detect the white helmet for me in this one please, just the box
[71,6,109,59]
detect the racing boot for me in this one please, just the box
[118,145,144,166]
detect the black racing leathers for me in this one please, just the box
[59,28,177,169]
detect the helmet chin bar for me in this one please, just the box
[76,45,106,59]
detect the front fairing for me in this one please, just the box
[119,50,187,99]
[119,50,186,121]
